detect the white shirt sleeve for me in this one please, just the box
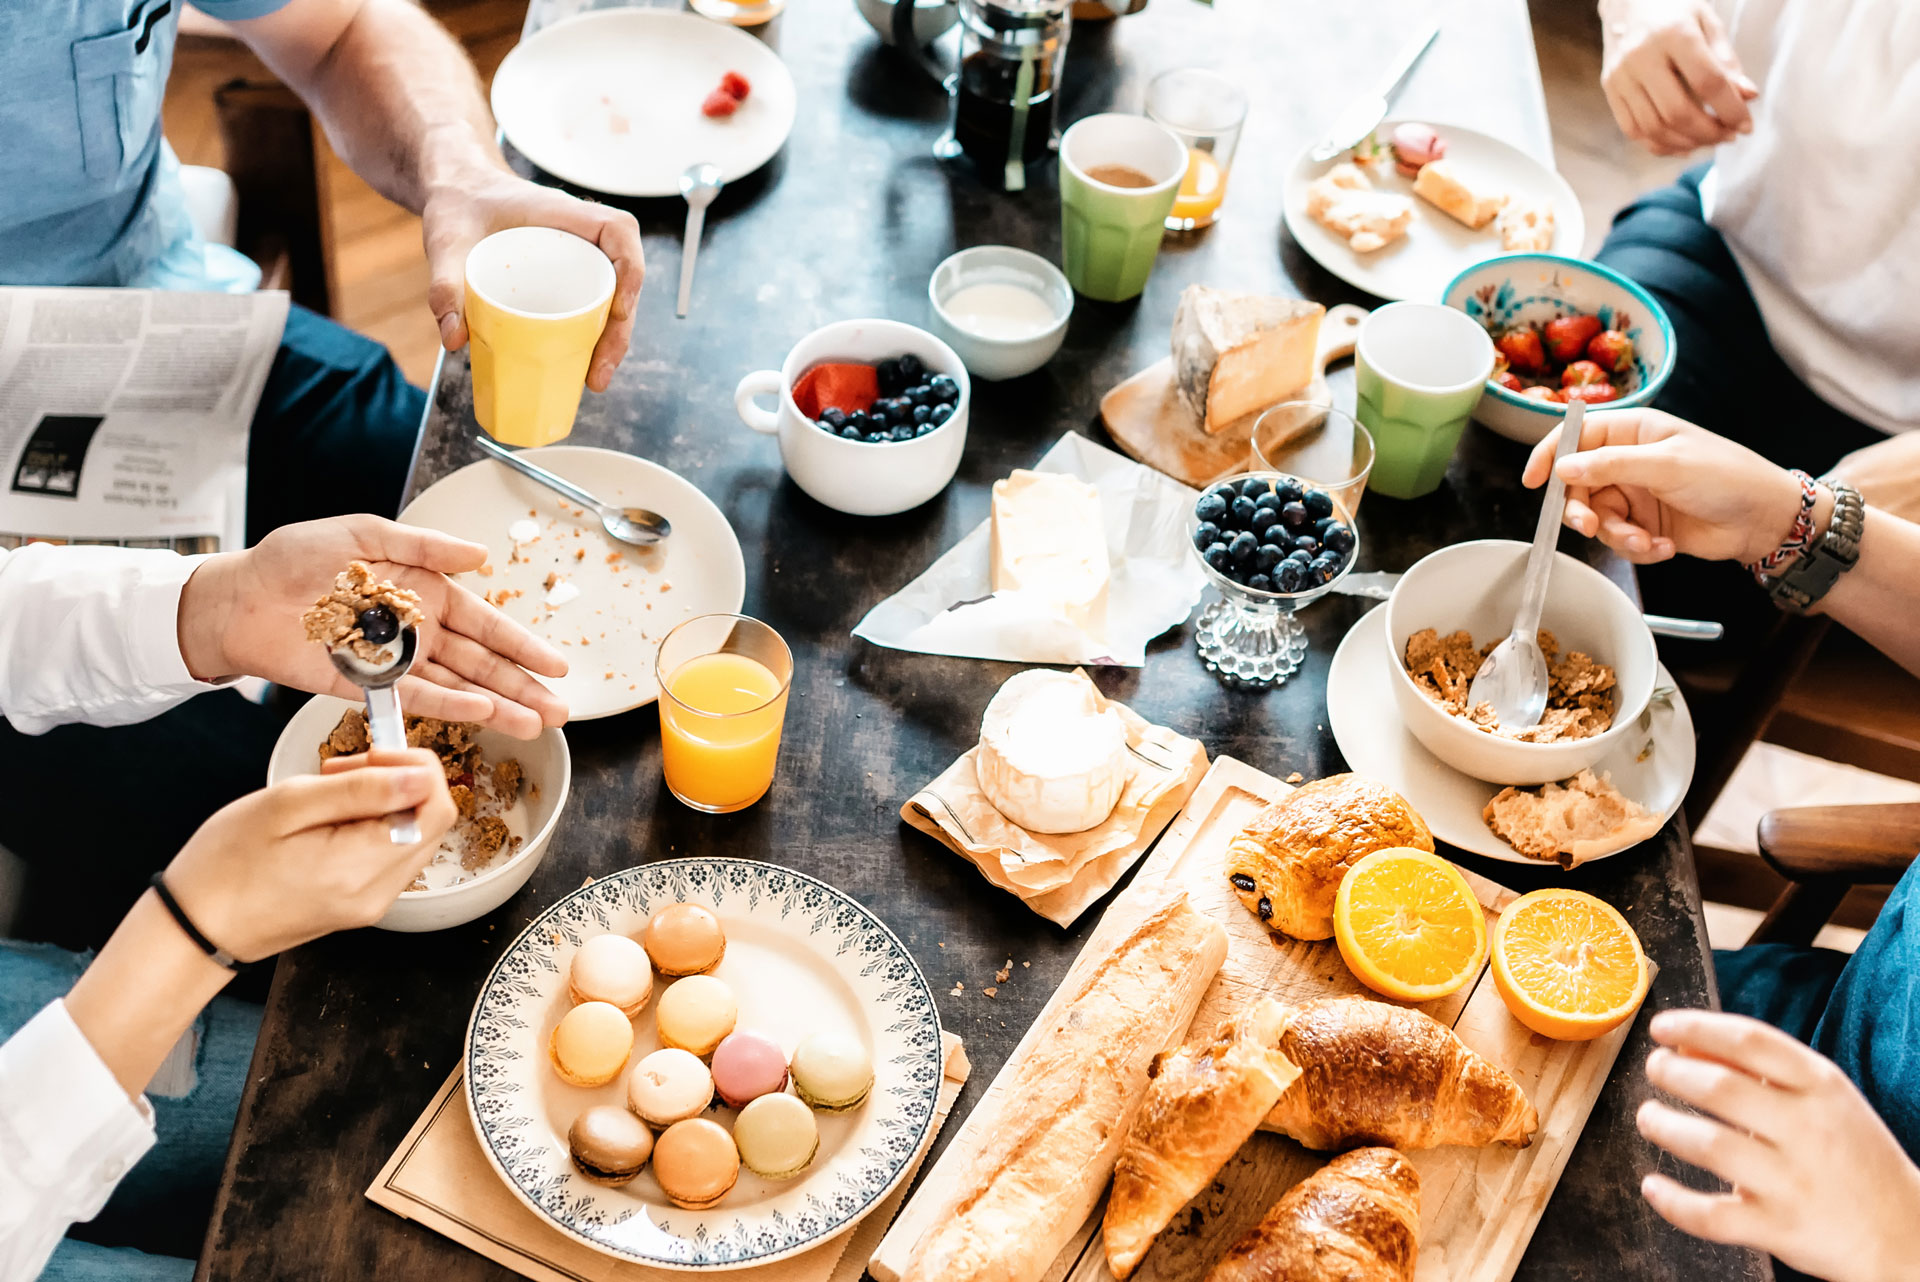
[0,544,235,735]
[0,1002,157,1282]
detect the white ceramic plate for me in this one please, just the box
[399,446,744,720]
[465,860,944,1270]
[1282,120,1585,303]
[1326,605,1694,864]
[489,10,798,198]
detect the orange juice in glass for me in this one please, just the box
[657,615,793,813]
[1146,69,1249,231]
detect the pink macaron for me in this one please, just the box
[709,1031,790,1110]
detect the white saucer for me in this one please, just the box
[1326,605,1694,864]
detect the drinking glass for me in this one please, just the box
[656,615,793,813]
[689,0,784,26]
[1144,68,1248,231]
[1251,402,1376,518]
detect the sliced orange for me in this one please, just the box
[1333,848,1489,1002]
[1491,889,1649,1042]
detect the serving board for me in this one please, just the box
[870,757,1650,1282]
[1099,304,1367,489]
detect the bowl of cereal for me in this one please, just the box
[1383,540,1656,786]
[267,695,570,931]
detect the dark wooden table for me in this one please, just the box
[202,2,1765,1278]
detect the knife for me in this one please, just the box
[1329,571,1725,640]
[1308,20,1442,163]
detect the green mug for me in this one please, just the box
[1354,302,1496,499]
[1059,113,1187,302]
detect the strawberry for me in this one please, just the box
[1561,359,1609,388]
[1521,385,1559,403]
[1585,329,1635,374]
[1543,314,1604,364]
[720,70,752,102]
[1563,381,1619,404]
[1494,327,1547,374]
[1493,370,1525,392]
[701,88,739,118]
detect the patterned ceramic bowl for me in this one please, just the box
[1441,254,1676,445]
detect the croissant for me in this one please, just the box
[1263,997,1537,1151]
[1103,999,1303,1280]
[1205,1147,1420,1282]
[1225,774,1434,940]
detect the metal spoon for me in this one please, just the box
[327,618,421,845]
[1468,399,1586,729]
[473,433,670,545]
[676,162,724,319]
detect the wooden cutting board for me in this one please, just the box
[1099,303,1369,489]
[870,756,1651,1282]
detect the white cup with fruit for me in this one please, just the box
[734,318,971,516]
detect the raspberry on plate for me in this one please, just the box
[700,88,739,119]
[720,71,752,102]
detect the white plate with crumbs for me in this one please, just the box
[1282,120,1584,302]
[489,9,797,198]
[1326,606,1693,864]
[401,446,745,720]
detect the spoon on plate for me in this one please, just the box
[473,434,670,545]
[1467,399,1585,730]
[676,162,724,318]
[326,613,421,844]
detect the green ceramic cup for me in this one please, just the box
[1355,302,1497,499]
[1058,113,1188,302]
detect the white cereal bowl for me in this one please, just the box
[1382,540,1657,786]
[1441,254,1676,445]
[927,245,1072,381]
[854,0,958,47]
[267,695,571,932]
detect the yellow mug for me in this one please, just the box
[464,227,615,447]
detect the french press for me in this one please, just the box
[931,0,1073,192]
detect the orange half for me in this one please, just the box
[1334,848,1489,1002]
[1491,889,1649,1042]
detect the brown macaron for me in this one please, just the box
[567,1105,653,1186]
[644,903,727,977]
[651,1118,740,1210]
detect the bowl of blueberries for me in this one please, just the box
[735,317,969,516]
[1189,471,1359,687]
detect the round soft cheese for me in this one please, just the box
[975,670,1130,834]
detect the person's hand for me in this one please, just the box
[178,514,569,737]
[422,167,644,392]
[1636,1009,1920,1282]
[1830,432,1920,524]
[1599,0,1758,155]
[1522,408,1809,565]
[162,748,459,961]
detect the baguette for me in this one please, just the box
[901,894,1230,1282]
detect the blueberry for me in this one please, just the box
[1195,493,1228,524]
[1304,489,1335,520]
[821,407,848,429]
[1255,542,1286,570]
[928,374,959,403]
[1279,500,1310,530]
[1286,548,1312,565]
[1254,490,1283,511]
[1313,515,1338,538]
[1304,562,1332,587]
[1238,478,1270,500]
[930,402,954,425]
[1207,482,1237,503]
[1249,507,1279,535]
[355,604,399,646]
[904,385,932,407]
[1276,562,1307,593]
[865,430,890,444]
[1229,531,1259,563]
[1293,534,1320,555]
[842,425,864,440]
[1194,520,1222,549]
[913,404,933,426]
[895,425,917,441]
[1247,573,1274,593]
[1323,524,1356,555]
[1230,495,1258,526]
[1203,541,1232,571]
[897,353,925,385]
[914,421,937,438]
[1276,478,1305,505]
[849,410,871,432]
[876,358,903,395]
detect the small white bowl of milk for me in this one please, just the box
[928,245,1073,381]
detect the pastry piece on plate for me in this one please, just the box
[1170,285,1324,434]
[901,894,1229,1282]
[1412,158,1508,229]
[1204,1147,1420,1282]
[1104,999,1302,1280]
[1264,997,1538,1150]
[1305,163,1415,253]
[1224,774,1434,939]
[1484,768,1663,864]
[1498,197,1556,252]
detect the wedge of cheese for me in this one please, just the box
[975,669,1130,834]
[1171,286,1325,435]
[989,469,1110,636]
[1412,158,1508,229]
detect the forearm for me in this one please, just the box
[65,892,234,1099]
[1814,507,1920,676]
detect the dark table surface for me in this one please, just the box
[201,2,1766,1278]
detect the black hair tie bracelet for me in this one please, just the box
[149,872,244,971]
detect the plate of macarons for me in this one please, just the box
[464,859,944,1269]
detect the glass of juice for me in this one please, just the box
[688,0,783,26]
[656,615,794,813]
[1144,68,1248,231]
[1252,402,1376,519]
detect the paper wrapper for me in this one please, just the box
[366,1034,970,1282]
[851,432,1208,667]
[901,671,1209,925]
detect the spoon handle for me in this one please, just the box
[364,684,421,845]
[1513,400,1586,641]
[676,202,708,318]
[474,433,609,515]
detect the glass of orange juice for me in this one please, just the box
[1145,69,1249,231]
[656,614,794,813]
[689,0,783,25]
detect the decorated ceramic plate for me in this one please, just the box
[464,860,944,1269]
[1282,119,1585,303]
[1326,605,1694,864]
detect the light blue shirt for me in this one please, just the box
[0,0,296,292]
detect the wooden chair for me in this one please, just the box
[1747,802,1920,946]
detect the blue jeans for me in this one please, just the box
[0,941,263,1279]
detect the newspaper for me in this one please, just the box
[0,288,289,555]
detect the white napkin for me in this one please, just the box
[852,433,1208,666]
